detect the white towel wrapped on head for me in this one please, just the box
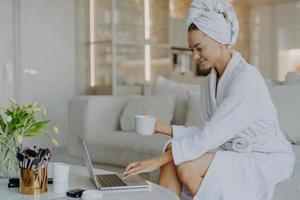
[187,0,239,45]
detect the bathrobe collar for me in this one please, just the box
[209,50,242,111]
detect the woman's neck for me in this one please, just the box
[214,49,232,78]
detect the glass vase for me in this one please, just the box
[0,134,19,178]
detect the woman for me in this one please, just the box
[123,0,295,199]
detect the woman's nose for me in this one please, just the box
[193,51,200,60]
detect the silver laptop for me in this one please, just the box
[78,136,150,190]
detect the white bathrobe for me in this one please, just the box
[166,51,295,200]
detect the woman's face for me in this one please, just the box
[188,29,223,70]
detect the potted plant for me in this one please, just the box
[0,98,58,178]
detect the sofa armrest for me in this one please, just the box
[67,95,139,158]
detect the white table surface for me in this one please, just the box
[0,163,179,200]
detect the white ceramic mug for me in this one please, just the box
[134,114,156,136]
[53,162,70,193]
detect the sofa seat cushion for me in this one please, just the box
[83,131,171,167]
[272,145,300,200]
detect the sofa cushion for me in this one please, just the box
[152,76,202,125]
[120,94,175,131]
[285,72,300,85]
[272,145,300,200]
[84,131,171,167]
[268,84,300,144]
[185,91,205,127]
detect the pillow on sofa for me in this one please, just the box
[268,84,300,144]
[120,94,175,131]
[285,72,300,85]
[152,76,202,125]
[185,91,205,127]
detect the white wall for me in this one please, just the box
[0,0,88,147]
[250,1,300,81]
[0,0,15,106]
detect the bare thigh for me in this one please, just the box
[158,144,182,197]
[176,152,215,196]
[158,160,183,197]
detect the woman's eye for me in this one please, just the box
[196,47,202,51]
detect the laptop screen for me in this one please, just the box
[77,136,99,188]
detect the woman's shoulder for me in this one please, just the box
[232,58,263,83]
[227,60,267,95]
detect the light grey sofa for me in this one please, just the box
[67,95,172,181]
[67,73,300,199]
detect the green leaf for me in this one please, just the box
[1,101,58,147]
[5,109,13,116]
[23,120,49,136]
[0,115,6,132]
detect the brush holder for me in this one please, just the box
[19,166,48,195]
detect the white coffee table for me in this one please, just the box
[0,164,179,200]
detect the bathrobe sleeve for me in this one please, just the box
[171,69,262,165]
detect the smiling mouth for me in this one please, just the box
[198,59,206,65]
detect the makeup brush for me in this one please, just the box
[16,153,24,168]
[26,148,37,157]
[38,149,46,168]
[31,157,39,170]
[45,148,52,163]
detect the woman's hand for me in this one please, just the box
[155,120,173,136]
[123,157,162,179]
[123,150,173,179]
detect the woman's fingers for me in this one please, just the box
[123,167,143,179]
[125,162,139,172]
[123,162,143,178]
[124,165,143,176]
[123,157,161,179]
[123,169,143,179]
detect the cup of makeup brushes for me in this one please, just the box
[19,166,48,195]
[17,147,52,195]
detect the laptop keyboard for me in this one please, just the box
[96,174,127,188]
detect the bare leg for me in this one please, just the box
[158,144,182,197]
[158,161,183,197]
[176,152,215,196]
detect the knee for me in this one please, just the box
[158,163,178,186]
[176,164,193,184]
